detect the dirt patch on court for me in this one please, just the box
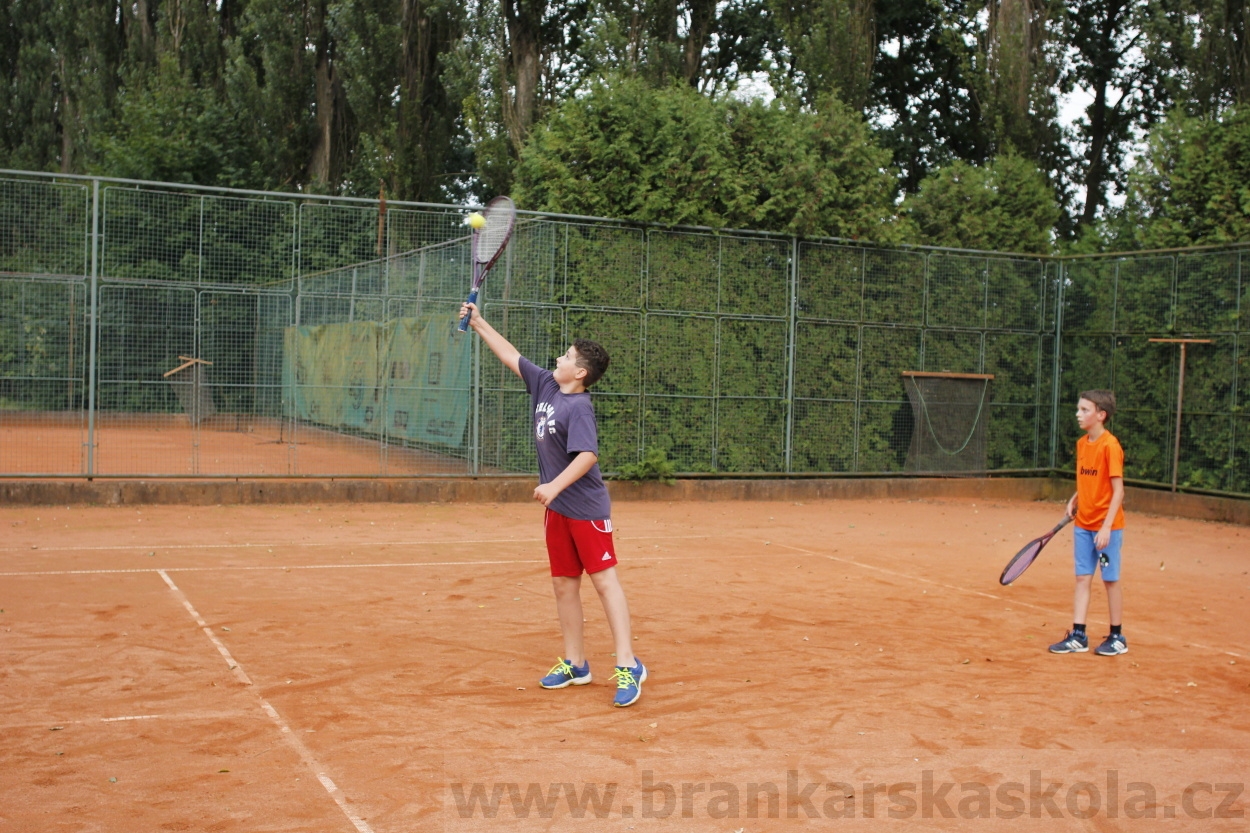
[1,498,1247,831]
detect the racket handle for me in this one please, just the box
[457,288,479,333]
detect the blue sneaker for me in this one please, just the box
[612,659,646,707]
[540,658,591,689]
[1048,630,1089,653]
[1095,633,1128,656]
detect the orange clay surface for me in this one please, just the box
[1,497,1247,831]
[0,416,467,477]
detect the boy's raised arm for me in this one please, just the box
[461,302,521,378]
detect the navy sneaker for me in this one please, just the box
[1048,630,1089,653]
[1095,633,1128,656]
[612,659,647,708]
[540,658,591,689]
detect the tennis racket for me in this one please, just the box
[457,196,517,332]
[998,515,1073,585]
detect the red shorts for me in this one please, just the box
[544,509,618,577]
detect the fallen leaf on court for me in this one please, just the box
[218,769,230,773]
[1187,682,1197,687]
[1160,562,1165,570]
[221,626,230,632]
[49,726,64,731]
[513,597,521,601]
[146,552,154,557]
[517,687,525,691]
[108,777,117,783]
[962,659,970,664]
[478,605,485,608]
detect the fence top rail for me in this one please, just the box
[3,166,1247,264]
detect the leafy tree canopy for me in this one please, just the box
[902,153,1061,254]
[514,77,903,241]
[1122,105,1250,249]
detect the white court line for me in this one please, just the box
[157,570,374,833]
[0,548,766,578]
[1,711,249,731]
[0,533,711,555]
[776,542,1245,660]
[158,570,253,687]
[0,558,546,577]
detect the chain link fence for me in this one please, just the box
[0,170,1245,495]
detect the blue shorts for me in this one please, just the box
[1073,527,1123,581]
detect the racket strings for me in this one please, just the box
[476,197,515,263]
[1001,542,1042,584]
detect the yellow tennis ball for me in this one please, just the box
[466,212,486,229]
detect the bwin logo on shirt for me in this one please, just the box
[534,402,556,441]
[1080,466,1099,476]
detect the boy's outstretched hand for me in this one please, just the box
[460,301,480,326]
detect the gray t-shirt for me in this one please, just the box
[519,356,612,520]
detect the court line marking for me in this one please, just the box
[0,533,711,554]
[776,542,1245,660]
[0,550,775,578]
[158,569,374,833]
[1,711,253,731]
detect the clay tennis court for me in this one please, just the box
[1,492,1246,831]
[0,415,469,477]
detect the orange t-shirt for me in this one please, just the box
[1075,430,1125,530]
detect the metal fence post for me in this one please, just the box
[784,236,799,473]
[1049,260,1066,469]
[85,179,101,476]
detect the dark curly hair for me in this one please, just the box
[572,338,610,387]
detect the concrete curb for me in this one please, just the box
[1,477,1245,525]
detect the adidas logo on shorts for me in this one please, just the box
[602,552,612,561]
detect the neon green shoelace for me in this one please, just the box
[612,667,637,688]
[548,658,574,677]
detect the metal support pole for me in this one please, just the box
[783,236,799,473]
[86,179,101,477]
[1149,337,1211,492]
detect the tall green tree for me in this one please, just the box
[1061,0,1182,235]
[769,0,876,111]
[869,1,992,193]
[902,153,1061,253]
[1121,105,1250,247]
[514,78,903,240]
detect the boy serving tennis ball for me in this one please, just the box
[1050,390,1127,656]
[459,300,646,707]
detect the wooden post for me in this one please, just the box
[1148,338,1212,492]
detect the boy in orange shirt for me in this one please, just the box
[1050,390,1127,656]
